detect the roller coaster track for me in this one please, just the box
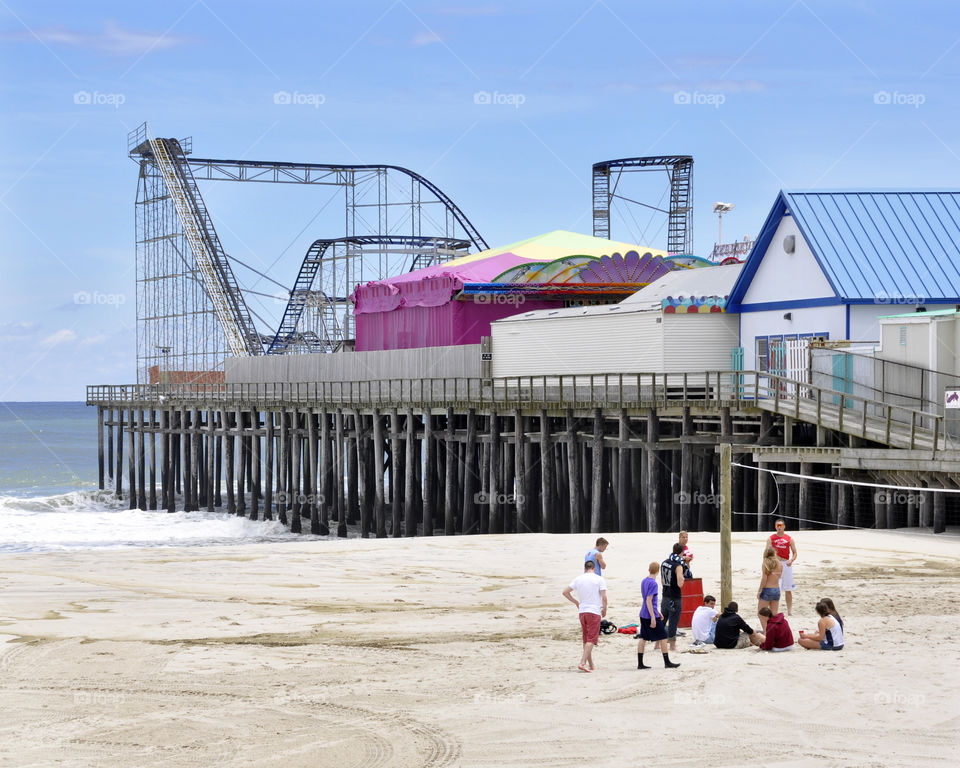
[146,137,263,356]
[184,158,489,253]
[267,235,470,354]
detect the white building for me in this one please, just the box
[727,190,960,372]
[490,263,743,377]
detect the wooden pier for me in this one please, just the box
[86,371,956,535]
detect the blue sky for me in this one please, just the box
[2,0,960,400]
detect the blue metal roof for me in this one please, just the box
[727,190,960,310]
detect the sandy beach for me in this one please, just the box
[1,529,958,767]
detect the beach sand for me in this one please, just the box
[1,529,958,767]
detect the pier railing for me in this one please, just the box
[88,369,947,450]
[88,371,754,409]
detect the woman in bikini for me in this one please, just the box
[757,542,782,630]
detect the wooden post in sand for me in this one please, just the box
[206,409,215,514]
[148,409,157,510]
[320,408,332,534]
[308,410,320,534]
[161,409,170,511]
[646,409,658,532]
[250,409,260,521]
[540,410,554,533]
[618,410,630,532]
[461,409,477,535]
[137,409,147,511]
[225,410,235,515]
[116,409,124,499]
[590,409,603,533]
[720,443,733,607]
[335,409,347,537]
[97,407,105,490]
[444,408,457,535]
[290,409,302,534]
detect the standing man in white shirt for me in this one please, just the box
[562,560,608,673]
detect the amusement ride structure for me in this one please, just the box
[129,123,696,382]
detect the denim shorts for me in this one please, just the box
[760,587,781,601]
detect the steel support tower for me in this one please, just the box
[592,156,694,254]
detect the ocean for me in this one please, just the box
[0,402,316,553]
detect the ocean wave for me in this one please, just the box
[0,489,321,553]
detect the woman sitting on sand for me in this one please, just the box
[819,597,843,631]
[798,601,845,651]
[757,542,782,630]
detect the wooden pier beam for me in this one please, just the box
[404,409,417,536]
[445,408,458,535]
[137,409,147,511]
[489,411,502,534]
[389,409,402,537]
[461,409,477,535]
[566,411,581,533]
[515,411,530,533]
[308,411,320,534]
[646,409,659,532]
[541,410,554,533]
[235,409,246,516]
[127,408,136,510]
[206,410,215,514]
[679,408,693,531]
[320,408,332,534]
[148,409,157,510]
[590,409,603,533]
[618,410,630,532]
[290,410,302,533]
[423,410,435,535]
[116,408,124,499]
[97,407,105,490]
[373,409,387,538]
[161,409,171,512]
[335,409,347,537]
[107,408,114,484]
[264,411,274,521]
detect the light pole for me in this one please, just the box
[713,202,735,245]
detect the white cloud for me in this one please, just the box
[41,329,78,347]
[412,30,443,47]
[1,20,191,56]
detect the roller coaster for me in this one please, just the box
[129,123,484,381]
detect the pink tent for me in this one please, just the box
[352,251,555,351]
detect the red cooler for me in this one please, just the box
[679,578,703,628]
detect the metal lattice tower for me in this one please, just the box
[592,156,694,254]
[130,123,487,382]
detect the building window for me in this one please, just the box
[756,337,768,372]
[899,325,907,346]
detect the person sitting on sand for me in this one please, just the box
[819,597,844,631]
[637,561,680,669]
[585,537,609,576]
[691,595,719,647]
[562,560,607,672]
[798,601,845,651]
[758,607,794,651]
[714,601,764,649]
[757,542,783,630]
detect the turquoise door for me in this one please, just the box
[832,353,853,407]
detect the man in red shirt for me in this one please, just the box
[770,519,798,615]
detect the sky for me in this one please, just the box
[2,0,960,400]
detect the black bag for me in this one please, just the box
[599,619,618,635]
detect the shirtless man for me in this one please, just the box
[770,519,798,615]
